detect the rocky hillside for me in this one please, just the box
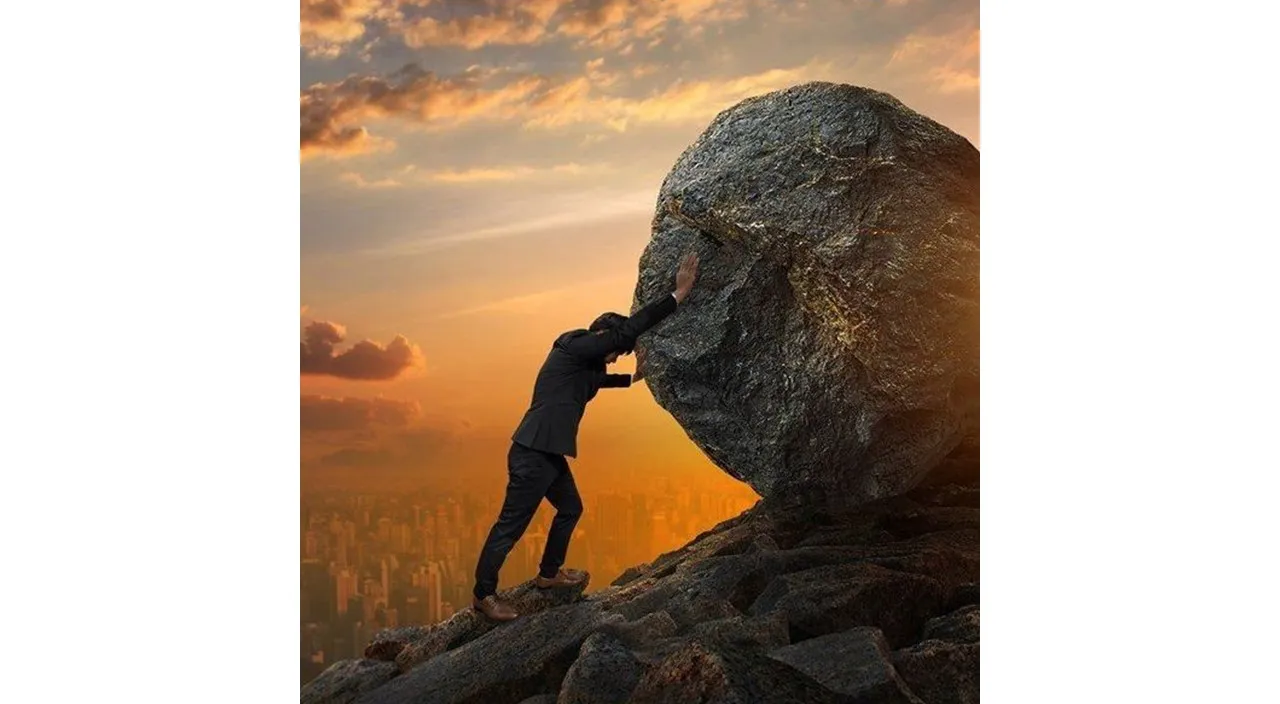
[302,448,977,704]
[301,83,980,704]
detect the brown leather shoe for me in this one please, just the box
[471,595,519,621]
[534,568,587,589]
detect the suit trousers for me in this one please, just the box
[473,440,584,600]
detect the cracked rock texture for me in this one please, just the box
[633,81,979,510]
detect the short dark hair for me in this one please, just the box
[589,312,627,333]
[588,312,632,353]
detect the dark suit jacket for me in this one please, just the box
[511,293,679,457]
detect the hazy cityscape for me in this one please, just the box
[301,480,759,684]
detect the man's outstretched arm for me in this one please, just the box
[564,251,700,363]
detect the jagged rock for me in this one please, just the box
[628,640,847,704]
[516,697,557,704]
[610,563,649,587]
[365,626,432,661]
[749,562,946,647]
[556,632,643,704]
[593,610,679,648]
[393,577,591,672]
[301,659,398,704]
[354,600,609,704]
[891,640,979,704]
[689,611,790,651]
[921,605,979,644]
[889,605,979,704]
[768,627,922,704]
[635,81,979,511]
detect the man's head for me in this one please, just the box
[589,311,632,364]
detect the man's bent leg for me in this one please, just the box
[538,455,583,579]
[473,443,557,600]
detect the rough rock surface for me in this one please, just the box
[302,451,977,704]
[891,605,980,704]
[556,631,643,704]
[301,659,398,704]
[767,627,923,703]
[387,579,590,672]
[633,81,980,510]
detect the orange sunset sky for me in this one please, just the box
[300,0,979,502]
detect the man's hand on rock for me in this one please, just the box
[674,250,700,303]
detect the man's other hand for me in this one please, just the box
[632,345,648,383]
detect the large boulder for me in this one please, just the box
[634,81,979,510]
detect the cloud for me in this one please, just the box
[437,275,627,319]
[383,0,748,51]
[301,60,828,157]
[299,391,463,471]
[395,5,551,49]
[519,62,827,131]
[339,171,405,188]
[337,161,612,189]
[429,162,609,182]
[300,319,424,380]
[555,0,748,50]
[888,23,980,94]
[301,394,422,433]
[306,420,456,470]
[300,0,394,58]
[300,63,548,158]
[358,187,653,256]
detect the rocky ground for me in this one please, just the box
[302,456,977,704]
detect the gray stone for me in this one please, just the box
[892,639,979,704]
[593,610,679,648]
[689,611,790,651]
[768,627,922,703]
[629,640,847,704]
[301,659,399,704]
[354,601,608,704]
[557,632,643,704]
[635,81,979,511]
[922,605,979,644]
[394,575,591,672]
[749,562,946,647]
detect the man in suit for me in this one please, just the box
[471,251,701,621]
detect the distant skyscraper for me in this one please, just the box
[335,568,357,616]
[426,561,443,623]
